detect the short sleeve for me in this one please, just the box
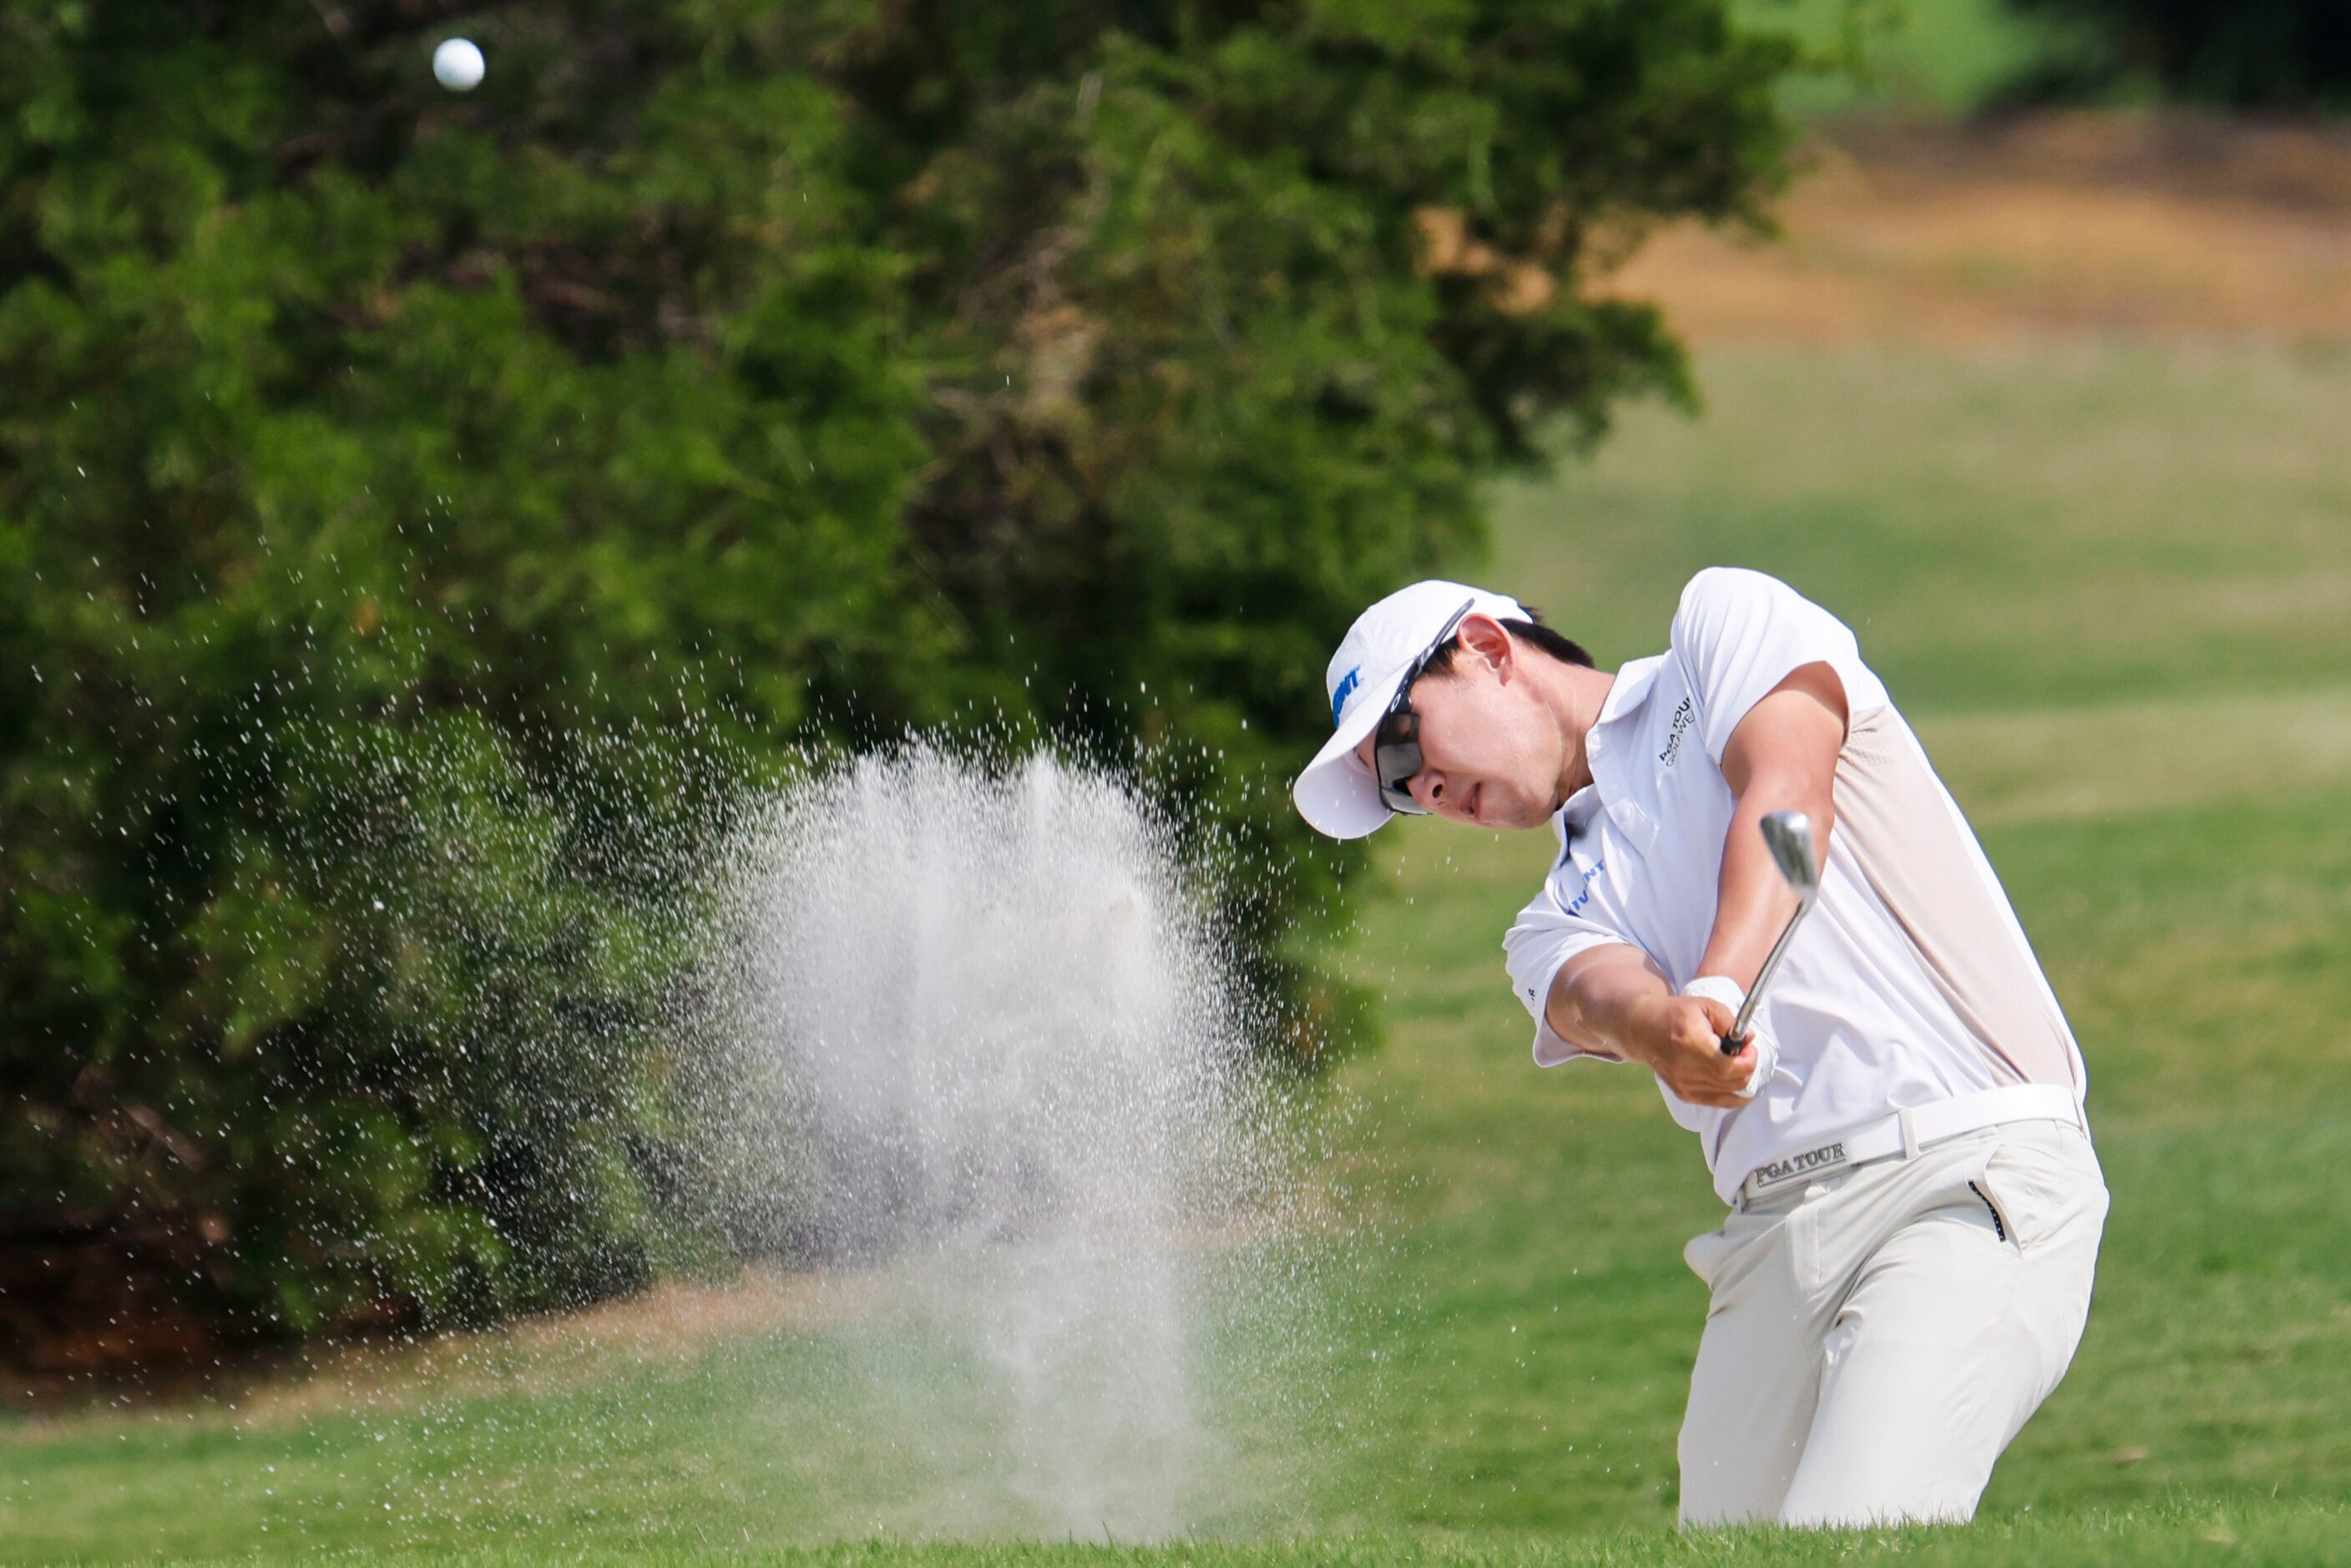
[1671,567,1890,765]
[1504,852,1637,1069]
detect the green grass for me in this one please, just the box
[1732,0,2091,118]
[8,342,2351,1564]
[24,1497,2351,1566]
[1497,346,2351,711]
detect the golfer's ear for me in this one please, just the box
[1458,614,1514,674]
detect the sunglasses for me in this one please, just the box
[1372,598,1475,815]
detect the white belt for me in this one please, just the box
[1734,1084,2083,1208]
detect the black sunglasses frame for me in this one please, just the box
[1372,598,1476,815]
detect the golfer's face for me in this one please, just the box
[1358,651,1557,830]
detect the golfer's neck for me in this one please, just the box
[1549,663,1613,806]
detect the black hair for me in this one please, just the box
[1419,606,1595,678]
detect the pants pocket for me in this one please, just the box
[1686,1208,1789,1316]
[1684,1225,1732,1292]
[1971,1120,2103,1257]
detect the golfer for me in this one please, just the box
[1292,567,2108,1528]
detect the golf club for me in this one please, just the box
[1720,809,1821,1053]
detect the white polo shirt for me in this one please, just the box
[1504,568,2089,1204]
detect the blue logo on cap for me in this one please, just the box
[1331,665,1363,726]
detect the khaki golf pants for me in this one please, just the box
[1677,1115,2108,1528]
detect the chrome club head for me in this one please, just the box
[1760,810,1820,908]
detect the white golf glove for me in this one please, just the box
[1679,974,1777,1100]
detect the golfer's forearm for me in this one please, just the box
[1698,769,1834,987]
[1701,672,1848,989]
[1544,946,1673,1064]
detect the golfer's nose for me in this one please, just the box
[1412,769,1446,811]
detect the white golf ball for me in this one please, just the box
[432,38,485,92]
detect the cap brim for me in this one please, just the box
[1292,658,1413,839]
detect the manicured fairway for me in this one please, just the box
[30,1497,2351,1567]
[8,343,2348,1565]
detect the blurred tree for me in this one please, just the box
[0,0,1799,1377]
[2004,0,2351,107]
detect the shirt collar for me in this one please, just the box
[1593,653,1666,731]
[1555,654,1669,852]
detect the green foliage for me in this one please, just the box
[0,0,1798,1359]
[2002,0,2351,108]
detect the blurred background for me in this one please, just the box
[3,0,2348,1561]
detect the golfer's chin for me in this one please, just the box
[1485,782,1560,831]
[1494,794,1553,831]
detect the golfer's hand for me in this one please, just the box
[1630,994,1761,1109]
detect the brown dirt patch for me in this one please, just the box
[1598,111,2351,345]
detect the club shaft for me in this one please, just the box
[1724,901,1812,1050]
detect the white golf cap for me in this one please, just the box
[1292,579,1529,839]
